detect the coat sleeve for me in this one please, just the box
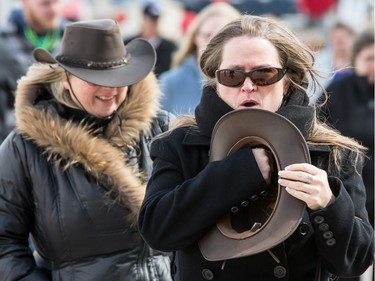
[310,151,374,277]
[138,130,269,251]
[0,132,50,280]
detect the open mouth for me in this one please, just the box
[97,96,115,101]
[242,101,258,107]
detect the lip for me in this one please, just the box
[240,99,259,108]
[97,95,116,101]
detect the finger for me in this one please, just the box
[278,170,314,184]
[278,177,313,193]
[306,174,313,184]
[284,163,316,175]
[285,186,306,200]
[285,187,317,208]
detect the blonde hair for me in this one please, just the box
[171,2,240,68]
[17,63,80,109]
[177,15,367,173]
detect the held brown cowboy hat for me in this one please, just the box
[198,108,310,261]
[33,19,156,87]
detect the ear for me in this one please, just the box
[62,79,70,91]
[62,74,70,90]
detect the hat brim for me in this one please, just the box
[198,109,309,261]
[33,38,156,88]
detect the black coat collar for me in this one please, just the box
[195,86,233,137]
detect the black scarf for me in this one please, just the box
[276,89,315,139]
[195,86,314,139]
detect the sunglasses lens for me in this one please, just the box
[251,68,282,86]
[217,70,245,87]
[216,68,285,87]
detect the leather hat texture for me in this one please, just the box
[33,19,156,87]
[199,108,310,261]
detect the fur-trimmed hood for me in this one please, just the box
[14,73,161,223]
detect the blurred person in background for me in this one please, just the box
[311,21,356,103]
[0,0,66,70]
[159,2,240,115]
[319,27,374,281]
[0,0,67,142]
[319,27,374,229]
[0,40,26,143]
[0,19,172,280]
[124,2,177,77]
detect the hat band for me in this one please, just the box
[56,54,130,69]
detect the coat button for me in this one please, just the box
[326,238,336,246]
[274,265,287,278]
[318,223,329,232]
[259,190,268,197]
[202,269,214,280]
[250,195,259,201]
[241,200,249,207]
[323,231,333,239]
[298,223,309,236]
[314,216,324,224]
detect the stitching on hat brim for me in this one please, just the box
[32,38,156,88]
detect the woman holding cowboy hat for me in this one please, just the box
[138,15,374,280]
[0,19,172,280]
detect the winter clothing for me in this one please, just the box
[320,73,374,227]
[0,73,173,281]
[159,55,203,114]
[0,9,66,144]
[139,86,374,281]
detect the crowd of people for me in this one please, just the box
[0,0,373,280]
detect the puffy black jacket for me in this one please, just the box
[0,73,173,280]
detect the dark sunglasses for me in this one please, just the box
[215,67,287,87]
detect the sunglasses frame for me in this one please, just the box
[215,67,287,88]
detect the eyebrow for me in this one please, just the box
[223,64,281,70]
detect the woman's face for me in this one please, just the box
[216,36,286,112]
[63,75,128,118]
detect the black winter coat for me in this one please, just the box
[139,87,374,281]
[320,73,374,227]
[0,74,173,280]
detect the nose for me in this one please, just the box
[241,76,257,90]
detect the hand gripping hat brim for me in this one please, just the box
[33,19,156,87]
[198,108,310,261]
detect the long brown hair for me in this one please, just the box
[175,15,367,173]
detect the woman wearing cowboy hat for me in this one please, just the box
[0,19,172,280]
[138,15,373,280]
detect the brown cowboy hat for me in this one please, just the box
[33,19,156,87]
[199,108,310,261]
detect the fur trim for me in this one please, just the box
[15,73,161,223]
